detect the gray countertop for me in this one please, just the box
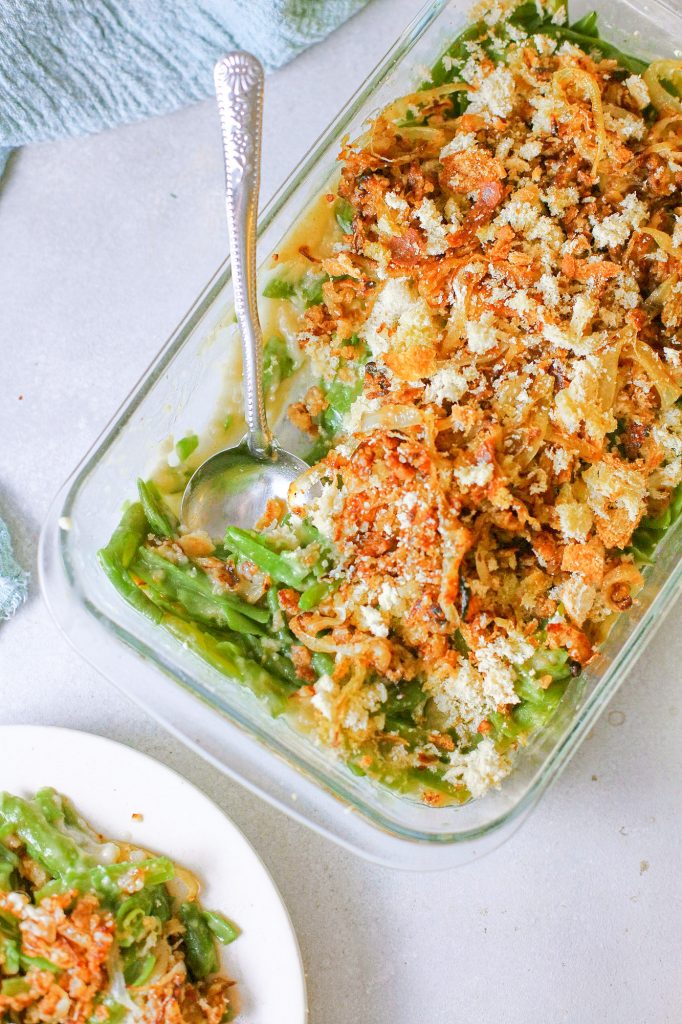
[1,1,681,1019]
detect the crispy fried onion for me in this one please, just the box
[379,82,470,126]
[288,461,329,516]
[640,226,682,263]
[644,61,682,114]
[645,276,675,311]
[553,67,607,175]
[648,112,682,140]
[289,612,392,672]
[369,82,469,162]
[601,561,643,612]
[626,335,681,409]
[353,403,429,434]
[644,113,682,158]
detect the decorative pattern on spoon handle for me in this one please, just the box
[214,53,272,457]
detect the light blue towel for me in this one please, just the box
[0,517,28,620]
[0,0,371,175]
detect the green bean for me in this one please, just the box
[2,977,30,997]
[312,652,335,677]
[380,765,459,800]
[162,618,291,716]
[382,720,428,749]
[132,548,266,634]
[570,10,599,35]
[297,519,322,546]
[33,788,64,826]
[20,954,62,974]
[542,23,648,74]
[262,270,327,308]
[428,21,485,86]
[298,580,332,611]
[179,902,218,980]
[36,789,83,831]
[347,759,367,778]
[101,502,149,569]
[90,1001,127,1024]
[335,200,354,235]
[225,528,311,590]
[116,892,153,946]
[124,954,156,987]
[98,549,165,624]
[263,337,295,391]
[262,275,296,300]
[510,699,557,734]
[320,375,363,439]
[203,910,239,945]
[36,857,174,903]
[0,909,20,940]
[297,272,327,308]
[264,589,296,651]
[231,636,300,688]
[382,679,427,719]
[0,794,90,879]
[175,435,199,463]
[136,547,269,621]
[1,937,20,974]
[630,480,682,562]
[514,671,567,710]
[149,883,173,923]
[527,646,571,680]
[137,479,177,539]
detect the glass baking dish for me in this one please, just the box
[39,0,682,869]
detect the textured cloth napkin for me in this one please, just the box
[0,516,28,620]
[0,0,371,175]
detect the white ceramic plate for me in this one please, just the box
[0,725,307,1024]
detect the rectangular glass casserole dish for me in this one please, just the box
[39,0,682,869]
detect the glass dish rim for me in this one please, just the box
[40,0,682,859]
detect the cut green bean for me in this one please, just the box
[232,636,300,688]
[225,528,311,590]
[124,954,156,987]
[0,794,91,879]
[179,902,218,980]
[101,502,149,569]
[312,652,335,677]
[20,954,62,975]
[132,547,266,634]
[203,910,240,945]
[1,937,20,974]
[298,580,332,611]
[175,434,199,463]
[137,479,177,539]
[2,977,30,997]
[162,618,291,716]
[335,199,354,234]
[263,336,296,391]
[262,275,296,300]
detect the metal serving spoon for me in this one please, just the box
[181,52,307,541]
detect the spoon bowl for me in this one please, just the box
[181,51,306,541]
[182,439,307,541]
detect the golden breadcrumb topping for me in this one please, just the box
[259,10,682,799]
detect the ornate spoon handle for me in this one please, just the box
[214,53,271,458]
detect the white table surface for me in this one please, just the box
[1,1,681,1020]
